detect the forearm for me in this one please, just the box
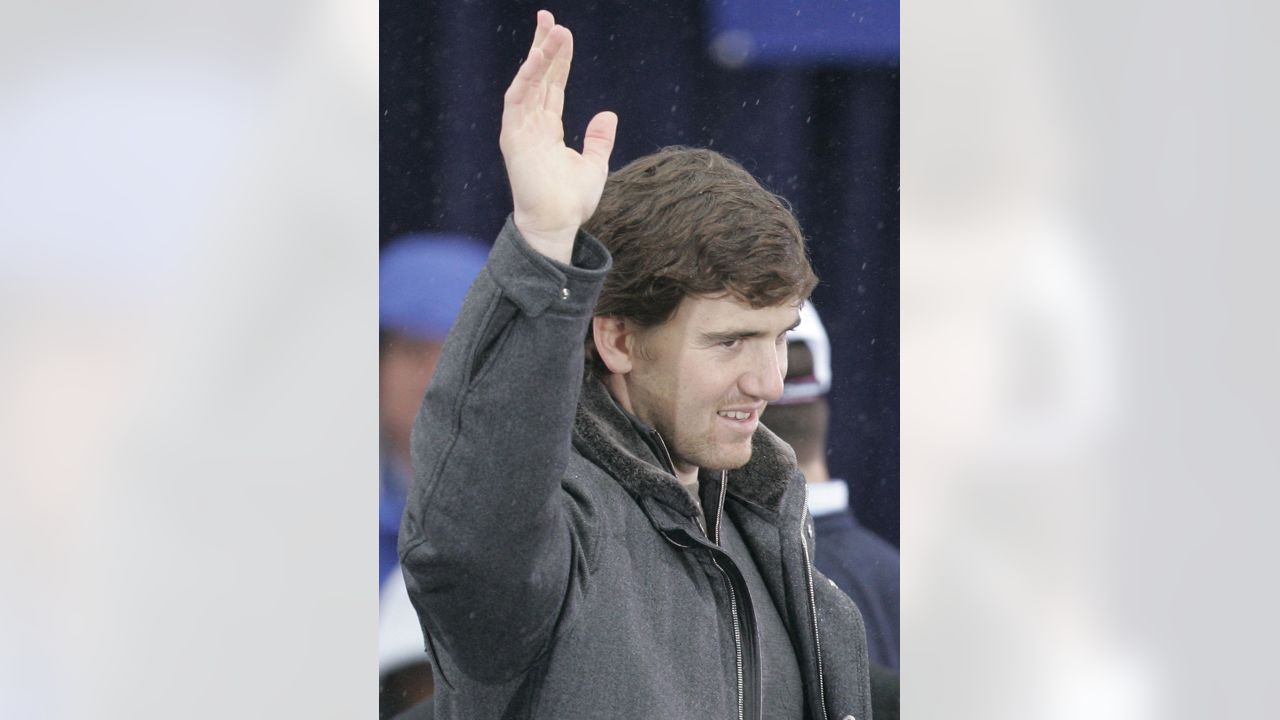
[403,215,607,549]
[397,217,608,674]
[396,8,617,679]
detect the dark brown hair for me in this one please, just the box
[584,146,818,369]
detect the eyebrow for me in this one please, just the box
[700,329,761,344]
[699,317,801,345]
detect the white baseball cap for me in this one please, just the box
[775,301,832,405]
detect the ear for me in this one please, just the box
[592,315,636,375]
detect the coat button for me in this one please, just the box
[841,715,856,720]
[560,287,571,300]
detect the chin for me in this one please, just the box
[700,445,753,472]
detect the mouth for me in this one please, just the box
[716,406,762,432]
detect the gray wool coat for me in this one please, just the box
[399,218,873,720]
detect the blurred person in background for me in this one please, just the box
[379,235,491,586]
[379,233,490,716]
[762,302,900,671]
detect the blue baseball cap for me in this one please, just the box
[380,233,491,341]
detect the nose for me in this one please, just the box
[740,341,786,402]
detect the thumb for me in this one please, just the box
[581,111,618,171]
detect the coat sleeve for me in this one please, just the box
[398,216,611,683]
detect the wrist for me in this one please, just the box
[513,219,577,264]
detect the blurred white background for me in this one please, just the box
[1,0,1277,717]
[904,1,1280,718]
[0,1,376,717]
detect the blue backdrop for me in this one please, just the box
[381,0,900,546]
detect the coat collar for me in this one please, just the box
[572,372,801,520]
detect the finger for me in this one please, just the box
[503,46,551,109]
[530,9,554,52]
[509,27,565,111]
[543,27,573,117]
[581,111,618,171]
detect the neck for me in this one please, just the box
[602,371,632,414]
[382,436,414,490]
[673,461,700,490]
[800,458,829,485]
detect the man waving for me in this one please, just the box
[399,10,873,719]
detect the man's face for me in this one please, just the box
[623,295,800,474]
[380,335,444,460]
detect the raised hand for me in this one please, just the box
[500,10,618,263]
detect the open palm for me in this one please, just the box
[500,11,618,263]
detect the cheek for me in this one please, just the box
[684,365,738,412]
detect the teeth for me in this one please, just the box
[718,410,751,421]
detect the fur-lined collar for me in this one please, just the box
[572,373,799,518]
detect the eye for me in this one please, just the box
[720,337,742,349]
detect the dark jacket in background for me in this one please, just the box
[399,219,873,719]
[813,506,900,670]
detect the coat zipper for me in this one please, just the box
[655,525,745,720]
[652,431,676,476]
[800,516,831,720]
[650,445,756,720]
[710,553,745,720]
[710,471,745,720]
